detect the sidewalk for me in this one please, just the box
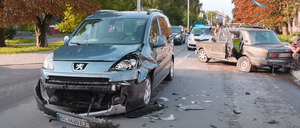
[0,34,63,66]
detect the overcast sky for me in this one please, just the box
[201,0,235,18]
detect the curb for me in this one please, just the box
[290,70,300,85]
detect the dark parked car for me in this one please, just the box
[171,26,185,45]
[35,9,174,127]
[195,28,292,72]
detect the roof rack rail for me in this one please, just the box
[227,23,266,29]
[147,9,163,15]
[93,10,118,15]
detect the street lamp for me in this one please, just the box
[187,0,190,32]
[137,0,141,13]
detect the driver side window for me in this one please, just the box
[149,17,159,44]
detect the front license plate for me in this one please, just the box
[57,113,90,128]
[279,53,291,57]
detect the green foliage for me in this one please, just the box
[54,5,85,33]
[4,26,17,39]
[20,25,35,31]
[278,34,293,43]
[5,38,36,45]
[0,41,64,54]
[292,33,300,36]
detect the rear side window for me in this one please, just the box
[149,17,159,44]
[218,32,228,42]
[159,17,172,39]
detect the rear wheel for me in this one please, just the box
[165,60,174,81]
[237,56,252,72]
[197,49,209,63]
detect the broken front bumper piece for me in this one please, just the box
[34,80,122,128]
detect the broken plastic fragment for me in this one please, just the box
[180,97,187,100]
[245,92,251,95]
[233,110,241,114]
[203,100,212,103]
[159,97,169,102]
[160,114,176,121]
[191,101,198,104]
[210,124,218,128]
[179,105,205,110]
[268,120,279,124]
[172,92,179,96]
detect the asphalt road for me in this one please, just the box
[1,43,300,128]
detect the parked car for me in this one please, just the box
[187,26,213,50]
[195,28,292,72]
[34,9,174,127]
[171,26,185,45]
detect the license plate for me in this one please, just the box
[279,53,291,57]
[57,113,90,128]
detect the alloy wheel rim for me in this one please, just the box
[240,60,248,70]
[170,61,174,77]
[199,51,207,61]
[144,79,151,104]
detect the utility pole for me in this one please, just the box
[187,0,190,32]
[137,0,141,13]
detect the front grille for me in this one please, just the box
[189,44,196,47]
[195,39,209,42]
[46,76,109,85]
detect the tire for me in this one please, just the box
[165,60,174,81]
[143,76,152,105]
[187,47,192,51]
[237,56,252,72]
[197,49,210,63]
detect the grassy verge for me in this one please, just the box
[53,33,72,37]
[6,38,36,45]
[0,41,64,54]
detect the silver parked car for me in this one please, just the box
[187,26,213,50]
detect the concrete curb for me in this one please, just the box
[290,70,300,85]
[0,51,52,66]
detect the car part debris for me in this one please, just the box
[210,125,218,128]
[125,103,165,118]
[268,120,279,124]
[191,101,198,104]
[203,100,212,103]
[160,114,176,121]
[179,105,205,110]
[233,110,241,114]
[245,92,251,95]
[172,92,179,96]
[159,97,170,102]
[180,97,187,100]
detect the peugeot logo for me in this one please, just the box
[73,63,88,71]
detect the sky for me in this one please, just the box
[201,0,235,18]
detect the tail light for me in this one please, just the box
[269,53,279,58]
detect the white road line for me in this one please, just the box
[176,53,192,65]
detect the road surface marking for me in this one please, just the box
[176,53,192,65]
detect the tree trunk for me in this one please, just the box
[34,14,52,47]
[0,28,5,47]
[282,22,288,35]
[288,18,293,36]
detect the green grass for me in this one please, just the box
[0,41,64,54]
[53,33,72,37]
[6,38,36,45]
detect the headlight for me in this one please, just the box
[43,53,54,70]
[175,35,180,38]
[115,59,137,71]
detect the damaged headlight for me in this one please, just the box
[111,53,139,71]
[115,59,137,71]
[43,53,54,70]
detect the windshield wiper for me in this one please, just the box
[70,42,83,45]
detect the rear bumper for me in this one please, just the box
[252,59,292,67]
[34,80,116,128]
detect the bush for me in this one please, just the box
[5,26,17,39]
[278,35,293,43]
[292,33,300,36]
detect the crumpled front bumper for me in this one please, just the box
[34,80,121,128]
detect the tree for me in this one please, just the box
[54,5,85,33]
[3,0,100,47]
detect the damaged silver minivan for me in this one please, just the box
[34,9,174,127]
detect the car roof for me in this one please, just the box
[193,26,211,29]
[224,28,273,32]
[86,10,163,20]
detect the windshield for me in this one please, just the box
[69,18,147,45]
[171,27,181,33]
[191,27,212,35]
[248,31,281,44]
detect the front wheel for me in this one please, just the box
[237,56,252,72]
[197,49,210,63]
[143,76,152,105]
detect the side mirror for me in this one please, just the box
[64,36,70,45]
[153,35,166,48]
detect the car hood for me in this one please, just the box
[53,44,141,61]
[192,34,210,39]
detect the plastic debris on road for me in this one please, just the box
[160,114,176,121]
[203,100,212,103]
[159,97,170,102]
[179,104,205,110]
